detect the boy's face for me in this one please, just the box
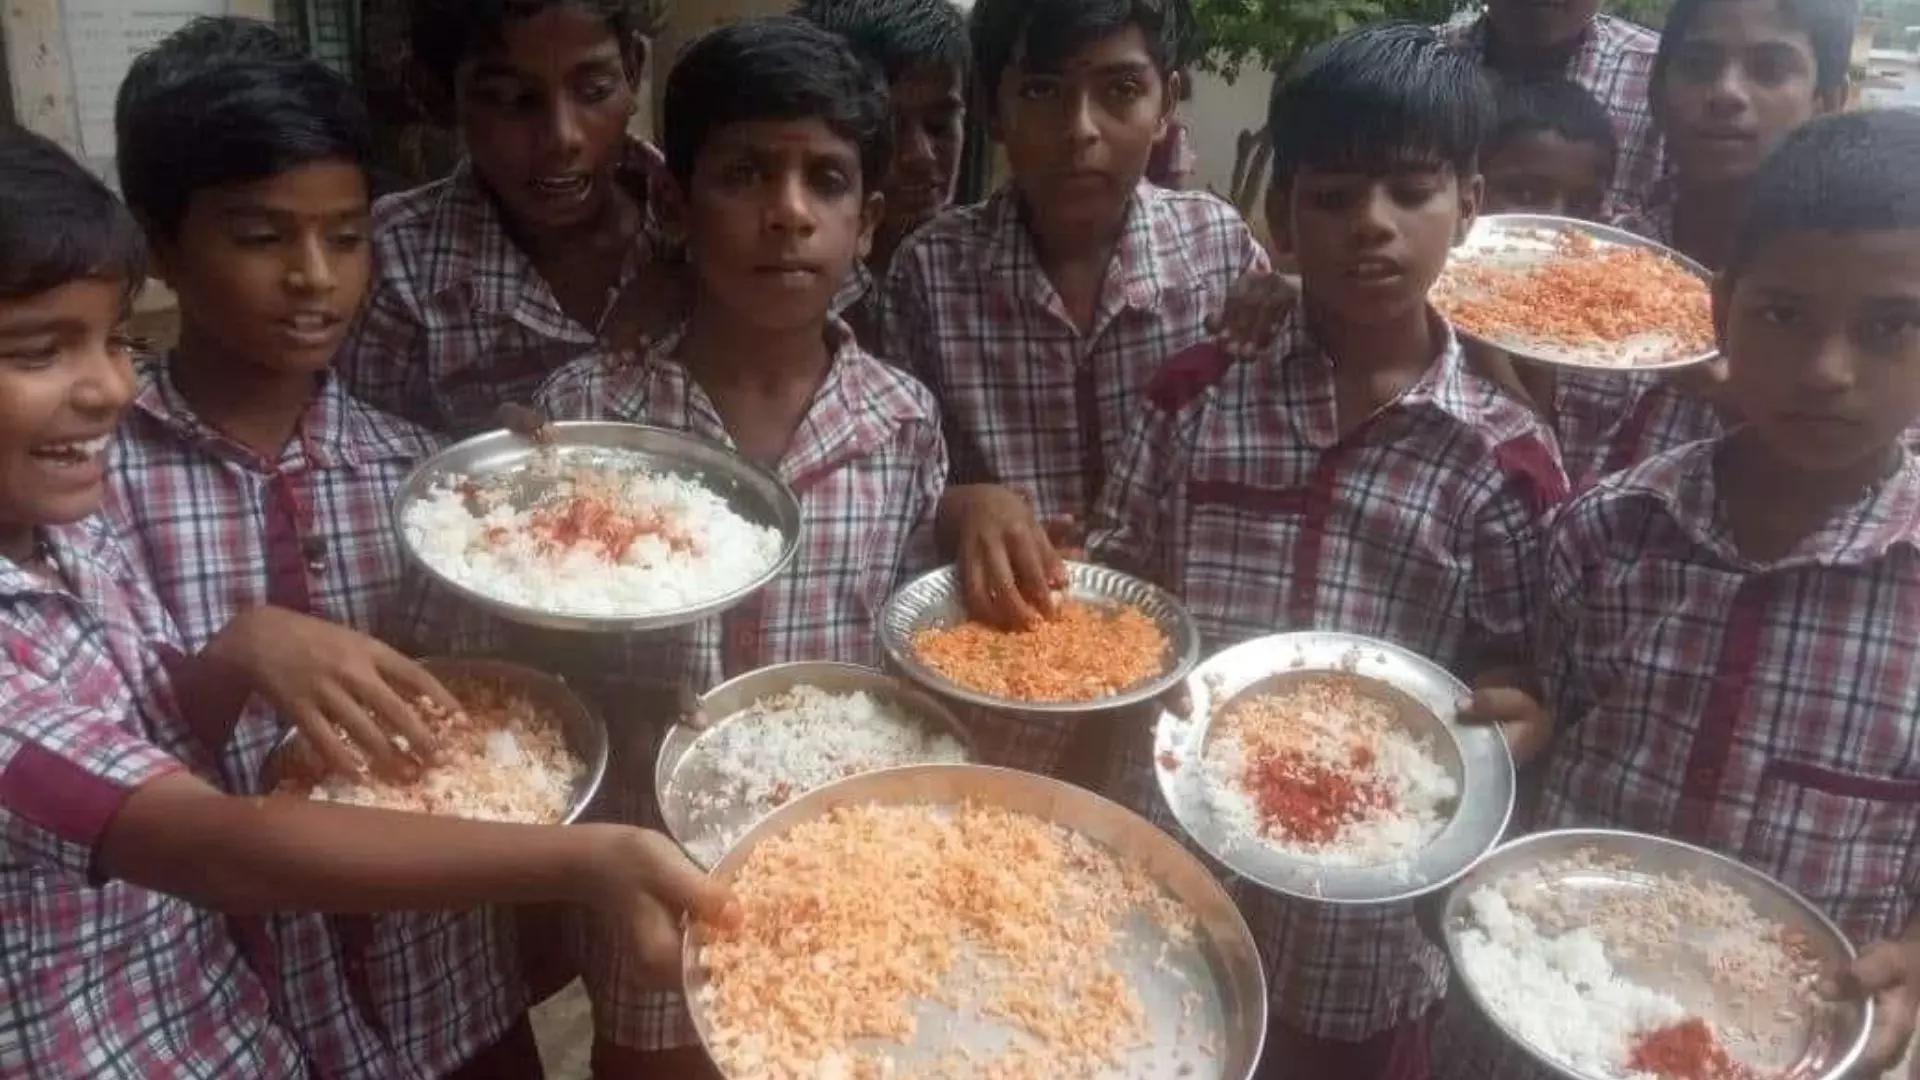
[0,278,136,552]
[154,160,372,377]
[1482,131,1609,219]
[991,25,1171,242]
[667,117,880,332]
[454,4,641,233]
[1657,0,1837,189]
[1269,164,1480,328]
[1719,229,1920,476]
[883,62,967,243]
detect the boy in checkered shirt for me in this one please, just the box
[878,0,1267,787]
[336,0,674,437]
[1089,25,1567,1080]
[510,17,944,1078]
[103,18,548,1078]
[1434,109,1920,1080]
[0,124,727,1080]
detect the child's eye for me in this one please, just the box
[1105,78,1146,103]
[576,77,621,105]
[329,231,367,252]
[1756,302,1798,326]
[0,342,59,367]
[1391,180,1441,207]
[808,167,853,198]
[233,231,282,248]
[1862,313,1920,346]
[1016,79,1059,102]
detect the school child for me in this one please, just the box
[1482,76,1617,220]
[1087,25,1567,1080]
[1551,0,1852,485]
[512,16,945,1077]
[106,18,537,1077]
[0,123,726,1080]
[1431,107,1920,1080]
[336,0,669,437]
[795,0,969,344]
[878,0,1267,783]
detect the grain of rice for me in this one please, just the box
[404,451,783,617]
[911,600,1168,703]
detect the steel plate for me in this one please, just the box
[654,661,977,869]
[683,764,1267,1079]
[263,657,608,824]
[393,422,802,632]
[1434,213,1718,372]
[1153,632,1514,904]
[878,561,1203,716]
[1441,828,1871,1080]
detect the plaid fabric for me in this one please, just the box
[533,321,947,1050]
[337,142,662,437]
[1550,371,1724,487]
[878,182,1266,777]
[1609,175,1675,247]
[109,358,522,1079]
[1441,13,1665,218]
[0,516,306,1079]
[1089,313,1568,1040]
[1434,439,1920,1080]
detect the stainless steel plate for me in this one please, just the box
[878,561,1203,716]
[263,657,608,824]
[683,764,1267,1079]
[394,422,802,633]
[1154,632,1514,904]
[654,661,978,870]
[1441,828,1871,1080]
[1434,213,1718,373]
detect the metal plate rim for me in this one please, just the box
[1153,630,1516,904]
[1442,212,1719,374]
[877,560,1204,716]
[681,762,1269,1080]
[392,421,803,634]
[653,660,980,869]
[1438,826,1873,1080]
[261,656,609,825]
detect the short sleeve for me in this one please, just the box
[337,276,434,429]
[896,418,951,581]
[0,682,183,878]
[1463,433,1569,655]
[534,355,608,421]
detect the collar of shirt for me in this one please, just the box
[0,518,125,604]
[1607,438,1920,569]
[129,354,433,474]
[973,181,1169,322]
[415,138,660,334]
[581,318,921,488]
[1446,11,1640,68]
[1267,307,1487,422]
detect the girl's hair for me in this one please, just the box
[1269,22,1493,185]
[410,0,666,88]
[1652,0,1855,101]
[0,126,145,301]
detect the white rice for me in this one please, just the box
[1455,886,1688,1079]
[684,685,969,865]
[1202,678,1456,865]
[405,453,784,617]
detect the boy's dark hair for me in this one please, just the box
[968,0,1195,104]
[1485,75,1618,167]
[662,15,892,193]
[411,0,665,89]
[0,126,145,301]
[1268,22,1493,186]
[1726,108,1920,284]
[1653,0,1856,102]
[794,0,969,85]
[115,16,373,242]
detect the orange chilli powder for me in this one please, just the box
[1628,1019,1756,1080]
[1244,748,1392,844]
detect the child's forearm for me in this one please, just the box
[101,770,638,915]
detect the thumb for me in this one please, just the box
[1458,686,1535,725]
[1837,940,1913,998]
[633,831,737,927]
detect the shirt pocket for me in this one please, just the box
[1740,758,1920,941]
[1183,479,1305,637]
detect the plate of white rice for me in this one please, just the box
[1442,829,1870,1080]
[396,423,801,632]
[1153,632,1514,903]
[655,662,976,868]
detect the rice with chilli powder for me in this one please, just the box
[912,601,1169,703]
[1202,676,1456,865]
[403,450,784,617]
[1435,231,1713,367]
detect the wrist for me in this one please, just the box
[567,824,641,910]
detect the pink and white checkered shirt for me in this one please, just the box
[1434,438,1920,1080]
[1090,313,1568,1040]
[109,358,522,1078]
[0,516,306,1079]
[1550,370,1723,487]
[533,321,947,1051]
[878,182,1267,777]
[1442,13,1666,218]
[337,142,662,437]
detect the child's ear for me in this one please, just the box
[858,191,884,262]
[1455,172,1486,246]
[1155,69,1183,142]
[622,32,651,90]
